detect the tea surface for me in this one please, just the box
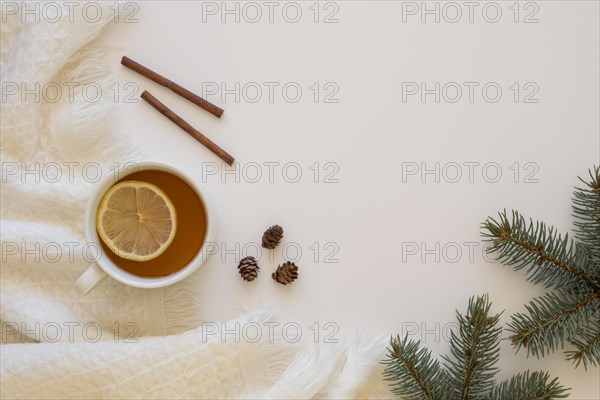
[99,169,207,277]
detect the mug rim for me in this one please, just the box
[84,161,216,289]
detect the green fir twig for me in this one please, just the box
[481,166,600,367]
[508,290,600,358]
[382,295,568,399]
[573,166,600,262]
[382,335,449,400]
[489,371,569,400]
[483,211,599,291]
[566,318,600,369]
[443,295,500,400]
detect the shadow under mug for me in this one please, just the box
[73,161,216,295]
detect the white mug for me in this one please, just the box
[73,161,216,295]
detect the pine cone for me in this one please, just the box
[238,256,259,282]
[262,225,283,249]
[272,261,298,285]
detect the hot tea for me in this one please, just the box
[98,169,207,278]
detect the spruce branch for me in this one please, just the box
[383,295,567,399]
[482,210,599,291]
[573,166,600,262]
[382,335,449,400]
[443,294,501,400]
[482,166,600,366]
[489,371,569,400]
[508,289,600,358]
[566,318,600,369]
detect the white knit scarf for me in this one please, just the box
[0,3,392,398]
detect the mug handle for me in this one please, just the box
[73,263,106,295]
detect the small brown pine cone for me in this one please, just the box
[238,256,259,282]
[272,261,298,285]
[262,225,284,249]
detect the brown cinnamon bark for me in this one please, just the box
[122,56,224,118]
[141,91,234,165]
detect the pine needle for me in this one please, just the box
[482,210,599,291]
[382,335,449,400]
[566,318,600,369]
[442,294,501,400]
[573,166,600,262]
[508,290,600,358]
[382,295,568,399]
[489,371,569,400]
[481,166,600,366]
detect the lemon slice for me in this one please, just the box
[97,181,177,262]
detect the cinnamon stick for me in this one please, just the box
[122,56,224,118]
[141,91,234,165]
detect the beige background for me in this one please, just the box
[99,1,599,397]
